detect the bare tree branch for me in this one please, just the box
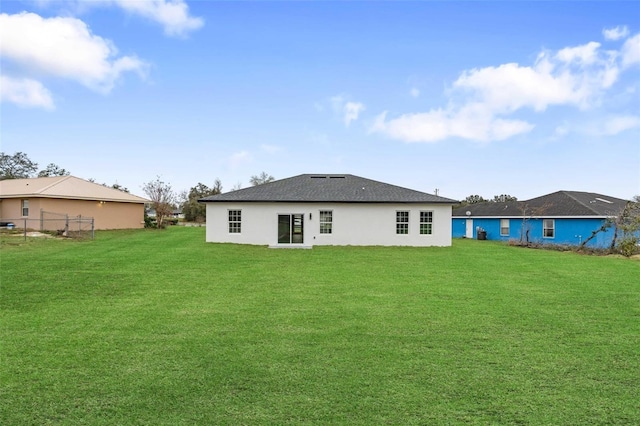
[142,176,176,229]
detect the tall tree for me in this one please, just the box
[463,194,486,204]
[89,179,130,193]
[38,163,70,177]
[142,176,176,229]
[0,152,38,180]
[614,195,640,256]
[517,202,553,246]
[110,183,129,193]
[182,180,222,222]
[492,194,518,203]
[578,196,640,256]
[250,171,275,186]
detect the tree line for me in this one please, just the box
[1,151,275,228]
[1,151,70,180]
[0,151,129,191]
[462,194,518,204]
[145,172,275,228]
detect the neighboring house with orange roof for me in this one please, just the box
[0,176,149,230]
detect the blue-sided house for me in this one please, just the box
[452,191,632,248]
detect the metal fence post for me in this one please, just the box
[24,218,27,241]
[91,218,95,240]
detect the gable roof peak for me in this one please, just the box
[0,175,148,203]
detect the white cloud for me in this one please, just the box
[603,25,629,41]
[454,61,583,112]
[371,106,533,143]
[621,33,640,68]
[489,118,535,141]
[0,75,54,110]
[0,12,148,94]
[602,115,640,135]
[33,0,203,37]
[410,87,420,98]
[455,42,619,112]
[111,0,204,37]
[371,111,447,143]
[372,35,638,143]
[556,115,640,138]
[343,102,365,127]
[330,95,365,127]
[555,41,601,65]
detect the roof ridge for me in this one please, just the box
[202,173,457,203]
[561,190,609,215]
[310,173,453,199]
[36,175,72,194]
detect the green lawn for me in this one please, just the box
[1,227,639,425]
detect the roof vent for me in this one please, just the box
[595,197,613,204]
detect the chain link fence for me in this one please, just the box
[0,209,94,240]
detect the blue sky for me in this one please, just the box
[1,1,639,201]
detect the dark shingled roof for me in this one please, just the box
[453,202,523,217]
[453,191,630,217]
[200,174,458,204]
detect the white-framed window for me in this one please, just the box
[500,219,509,236]
[396,211,409,234]
[21,199,29,217]
[319,210,332,234]
[228,209,241,233]
[420,211,433,235]
[543,219,555,238]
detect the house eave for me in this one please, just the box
[453,215,615,219]
[199,199,457,204]
[0,194,147,204]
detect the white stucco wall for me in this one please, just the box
[205,202,453,247]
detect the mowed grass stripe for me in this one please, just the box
[1,227,639,425]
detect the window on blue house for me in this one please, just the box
[500,219,509,236]
[543,219,555,238]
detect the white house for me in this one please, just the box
[199,174,457,247]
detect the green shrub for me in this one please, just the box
[617,236,639,257]
[144,216,157,228]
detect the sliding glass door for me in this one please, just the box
[277,214,304,244]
